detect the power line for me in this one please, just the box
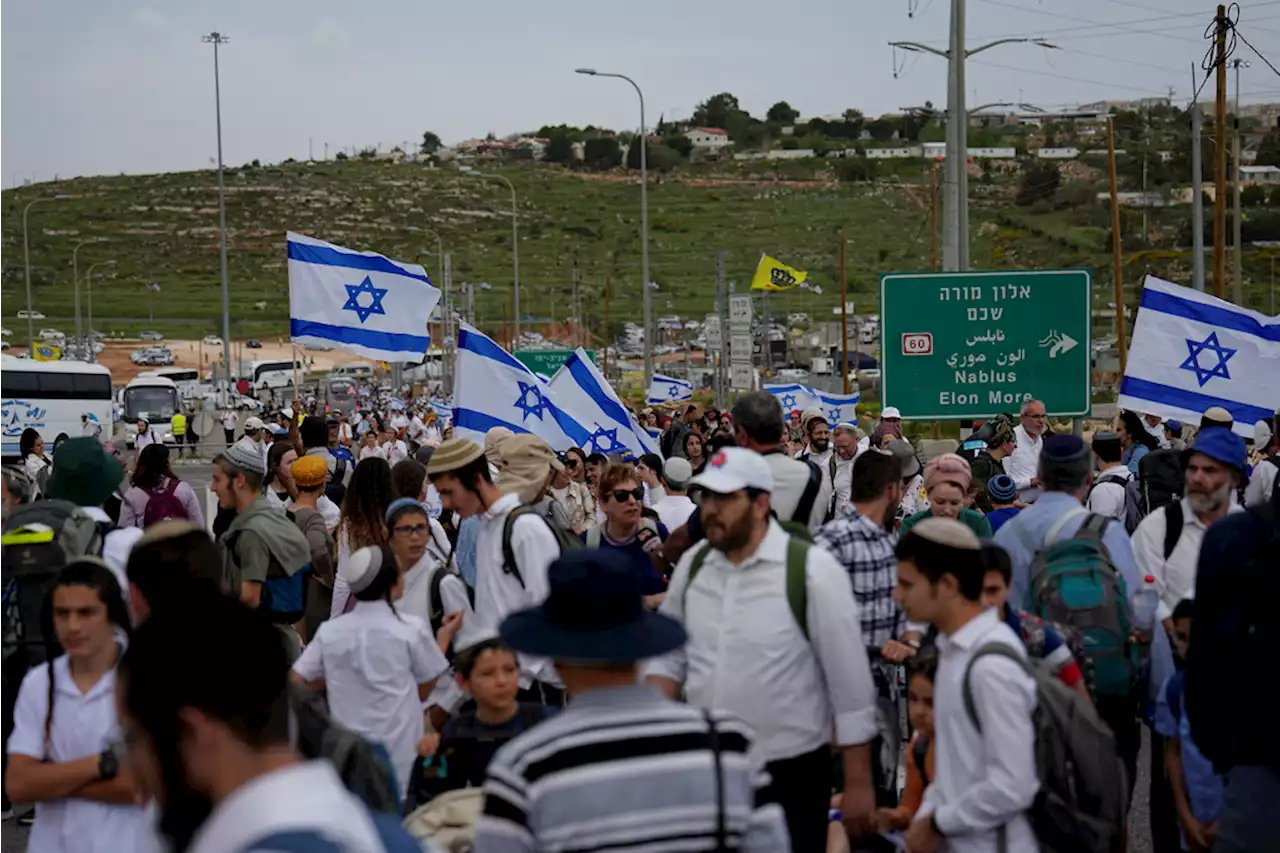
[967,57,1190,97]
[974,0,1210,45]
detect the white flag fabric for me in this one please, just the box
[1118,275,1279,439]
[453,324,587,451]
[288,232,440,362]
[815,389,861,425]
[647,374,694,405]
[763,383,822,416]
[550,349,662,458]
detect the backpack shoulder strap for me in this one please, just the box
[1045,506,1089,546]
[162,477,180,497]
[679,542,715,618]
[241,831,344,853]
[1162,501,1185,562]
[586,526,601,548]
[500,507,533,589]
[428,566,449,635]
[962,642,1032,733]
[792,458,822,526]
[785,537,810,641]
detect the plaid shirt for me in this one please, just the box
[813,509,903,650]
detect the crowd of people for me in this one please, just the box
[1,385,1277,853]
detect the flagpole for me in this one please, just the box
[840,228,849,395]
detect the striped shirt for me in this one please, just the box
[474,684,791,853]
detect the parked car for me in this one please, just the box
[202,335,223,346]
[0,328,11,337]
[38,328,64,341]
[140,330,164,341]
[16,310,45,320]
[0,341,10,351]
[246,338,263,349]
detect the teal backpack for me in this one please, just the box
[1023,510,1136,698]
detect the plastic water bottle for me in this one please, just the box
[1131,574,1159,640]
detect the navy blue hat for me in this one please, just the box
[1185,426,1246,472]
[1041,433,1090,462]
[500,549,687,661]
[987,473,1018,503]
[1165,419,1183,434]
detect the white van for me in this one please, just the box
[121,376,180,448]
[331,362,374,379]
[1,356,113,461]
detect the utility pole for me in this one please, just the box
[930,166,940,271]
[603,277,611,377]
[202,31,233,387]
[1191,75,1206,292]
[444,252,453,396]
[715,251,727,409]
[1231,57,1250,304]
[571,255,579,349]
[840,229,850,395]
[1107,116,1127,373]
[1213,5,1227,299]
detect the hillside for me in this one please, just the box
[2,158,1274,348]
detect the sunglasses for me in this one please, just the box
[609,487,644,504]
[392,523,430,536]
[564,458,579,468]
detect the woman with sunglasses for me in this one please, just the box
[582,463,669,600]
[555,449,594,533]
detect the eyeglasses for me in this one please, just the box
[392,523,430,536]
[609,487,644,504]
[564,458,579,468]
[1025,412,1047,420]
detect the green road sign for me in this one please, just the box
[881,269,1092,419]
[515,349,595,377]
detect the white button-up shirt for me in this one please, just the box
[643,520,878,762]
[476,492,562,688]
[918,608,1040,853]
[293,599,449,795]
[832,454,856,518]
[7,657,150,853]
[1132,495,1244,621]
[1246,457,1278,508]
[188,761,385,853]
[1006,424,1044,502]
[1086,464,1132,521]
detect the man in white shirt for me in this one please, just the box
[650,456,696,531]
[221,408,238,445]
[1246,414,1278,508]
[894,517,1040,853]
[644,447,879,851]
[1086,430,1131,521]
[731,391,831,532]
[1143,412,1171,449]
[44,438,144,588]
[427,437,565,704]
[115,589,419,853]
[1133,427,1246,632]
[830,423,859,518]
[1006,398,1047,504]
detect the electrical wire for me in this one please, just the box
[975,0,1210,46]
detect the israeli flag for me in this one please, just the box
[763,383,821,415]
[815,388,861,425]
[453,324,588,451]
[1118,275,1279,439]
[550,349,663,458]
[287,232,440,362]
[647,374,693,405]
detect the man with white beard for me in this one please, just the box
[1132,427,1246,634]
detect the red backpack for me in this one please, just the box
[143,478,189,526]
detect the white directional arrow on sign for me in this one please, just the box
[1038,330,1078,359]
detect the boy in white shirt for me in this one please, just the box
[893,518,1040,853]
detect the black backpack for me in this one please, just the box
[324,457,348,507]
[1123,448,1183,533]
[2,501,110,669]
[289,683,402,815]
[500,506,582,588]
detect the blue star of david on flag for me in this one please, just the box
[341,276,389,324]
[781,394,798,410]
[667,384,684,398]
[513,380,548,422]
[828,407,842,422]
[1179,331,1236,387]
[587,424,623,454]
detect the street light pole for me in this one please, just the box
[576,68,652,387]
[22,196,67,351]
[71,238,107,343]
[203,31,233,384]
[84,260,116,362]
[889,23,1056,271]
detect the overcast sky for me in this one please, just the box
[3,0,1279,183]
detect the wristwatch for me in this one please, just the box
[98,745,119,781]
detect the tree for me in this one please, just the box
[663,136,693,158]
[1016,161,1060,206]
[1241,184,1267,207]
[544,133,574,164]
[420,131,442,154]
[767,101,800,125]
[584,137,622,170]
[1256,132,1280,167]
[867,118,896,141]
[335,151,348,161]
[693,92,741,129]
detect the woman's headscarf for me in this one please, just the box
[922,453,972,493]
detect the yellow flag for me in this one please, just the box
[751,254,807,291]
[33,343,61,362]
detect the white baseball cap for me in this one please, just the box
[689,447,774,495]
[243,416,267,431]
[881,406,902,420]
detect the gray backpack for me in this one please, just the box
[963,643,1127,853]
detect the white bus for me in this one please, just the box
[137,367,203,397]
[121,375,181,448]
[1,356,113,461]
[250,359,303,393]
